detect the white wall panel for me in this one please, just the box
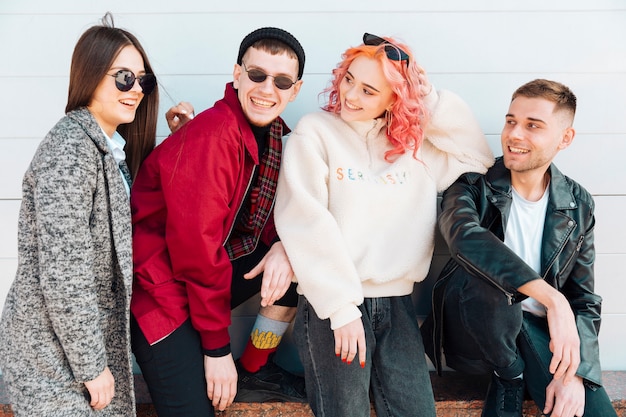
[2,10,625,76]
[0,78,67,140]
[595,196,626,254]
[0,201,19,259]
[0,139,41,198]
[597,314,626,371]
[0,259,17,309]
[2,1,624,15]
[595,254,626,315]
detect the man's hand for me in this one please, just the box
[544,375,585,417]
[244,242,294,307]
[545,297,581,383]
[334,318,367,368]
[165,101,195,133]
[84,366,115,410]
[518,279,580,383]
[204,354,237,411]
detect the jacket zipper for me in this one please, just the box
[222,170,255,247]
[456,253,515,305]
[551,234,584,289]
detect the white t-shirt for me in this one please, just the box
[504,185,550,317]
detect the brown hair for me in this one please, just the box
[65,12,159,178]
[512,79,576,125]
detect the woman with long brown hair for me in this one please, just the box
[0,13,158,416]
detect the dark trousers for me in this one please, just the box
[442,273,617,417]
[131,316,213,417]
[132,243,299,417]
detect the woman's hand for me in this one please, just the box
[334,318,367,368]
[244,241,294,307]
[84,366,115,410]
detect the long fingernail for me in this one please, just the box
[360,361,365,368]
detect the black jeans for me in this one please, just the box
[131,315,214,417]
[442,273,617,417]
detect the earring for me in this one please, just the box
[385,110,393,136]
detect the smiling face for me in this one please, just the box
[338,55,395,123]
[501,96,575,177]
[233,47,302,127]
[88,45,146,137]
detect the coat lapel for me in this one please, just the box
[67,108,134,297]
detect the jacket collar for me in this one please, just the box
[223,82,290,164]
[486,157,577,211]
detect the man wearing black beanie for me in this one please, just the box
[130,27,306,416]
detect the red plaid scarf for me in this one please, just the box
[225,120,282,259]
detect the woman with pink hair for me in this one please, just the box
[275,33,494,416]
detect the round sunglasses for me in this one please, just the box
[108,69,156,95]
[242,62,297,90]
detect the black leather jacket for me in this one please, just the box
[430,157,602,386]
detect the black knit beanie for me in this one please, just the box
[237,27,305,80]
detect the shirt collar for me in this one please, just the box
[101,128,127,165]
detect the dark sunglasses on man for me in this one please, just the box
[241,62,297,90]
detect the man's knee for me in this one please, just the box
[442,275,523,372]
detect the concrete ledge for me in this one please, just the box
[2,372,625,416]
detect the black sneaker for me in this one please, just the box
[235,359,307,403]
[482,373,524,417]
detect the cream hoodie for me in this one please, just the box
[275,89,494,330]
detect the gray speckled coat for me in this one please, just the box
[0,108,135,416]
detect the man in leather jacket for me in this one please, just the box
[422,79,617,417]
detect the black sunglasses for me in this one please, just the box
[363,33,410,67]
[241,62,297,90]
[108,69,156,95]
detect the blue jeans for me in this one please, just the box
[442,273,617,417]
[294,295,436,417]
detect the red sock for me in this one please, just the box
[239,316,289,373]
[239,338,278,373]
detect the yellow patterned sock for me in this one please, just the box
[239,315,289,373]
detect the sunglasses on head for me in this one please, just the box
[241,62,297,90]
[108,69,156,95]
[363,33,410,67]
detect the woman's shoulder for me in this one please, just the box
[33,114,100,166]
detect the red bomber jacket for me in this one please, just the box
[130,83,285,353]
